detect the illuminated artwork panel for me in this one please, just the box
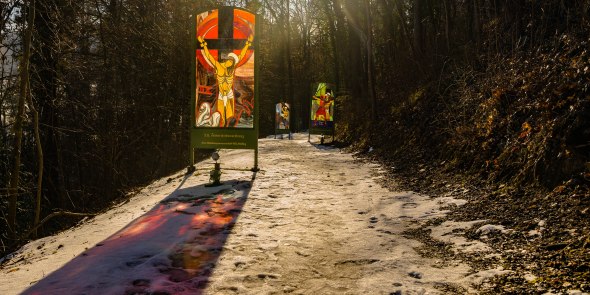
[275,102,290,130]
[311,83,335,129]
[195,8,255,128]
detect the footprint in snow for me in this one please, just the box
[402,202,418,209]
[408,271,422,279]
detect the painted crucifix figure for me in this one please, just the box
[198,34,253,127]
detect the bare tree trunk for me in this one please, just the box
[364,0,377,121]
[285,0,295,130]
[413,0,425,58]
[323,0,341,90]
[8,0,35,239]
[32,0,67,209]
[395,0,414,55]
[443,0,451,53]
[378,0,397,66]
[22,0,41,239]
[23,0,42,237]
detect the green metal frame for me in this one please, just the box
[189,7,260,170]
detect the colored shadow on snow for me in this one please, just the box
[23,177,254,295]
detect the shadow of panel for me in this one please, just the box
[23,177,254,295]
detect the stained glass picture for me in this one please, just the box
[275,102,290,130]
[195,8,255,128]
[311,83,335,128]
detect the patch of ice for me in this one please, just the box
[528,229,542,237]
[436,196,468,207]
[476,224,508,235]
[461,267,511,286]
[524,272,537,282]
[429,220,491,253]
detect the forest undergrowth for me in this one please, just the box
[339,34,590,293]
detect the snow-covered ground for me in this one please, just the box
[0,134,505,294]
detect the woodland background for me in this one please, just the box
[1,0,589,289]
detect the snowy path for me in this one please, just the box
[1,134,499,294]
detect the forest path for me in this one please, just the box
[1,134,498,295]
[202,134,480,295]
